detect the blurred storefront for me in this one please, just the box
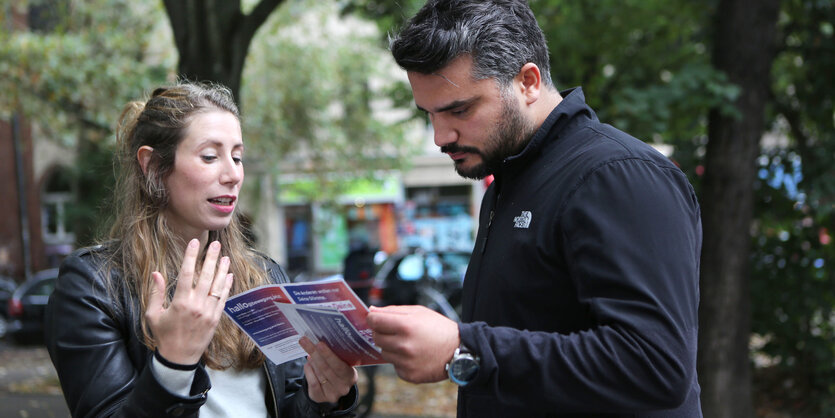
[273,155,485,277]
[399,185,474,252]
[399,154,485,254]
[278,174,404,276]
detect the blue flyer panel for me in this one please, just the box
[224,277,385,366]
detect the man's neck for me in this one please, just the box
[533,87,563,127]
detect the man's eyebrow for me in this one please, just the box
[416,97,478,114]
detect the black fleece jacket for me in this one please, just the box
[457,88,703,417]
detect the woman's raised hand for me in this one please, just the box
[146,239,233,365]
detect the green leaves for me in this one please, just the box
[0,0,175,145]
[1,0,175,246]
[241,0,418,203]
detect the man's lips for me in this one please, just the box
[446,152,468,161]
[441,145,479,162]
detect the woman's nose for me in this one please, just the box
[220,158,243,184]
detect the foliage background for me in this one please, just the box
[2,0,834,415]
[0,0,175,242]
[241,0,418,204]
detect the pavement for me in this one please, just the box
[0,393,69,418]
[0,339,456,418]
[0,339,69,418]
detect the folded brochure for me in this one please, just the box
[223,276,385,366]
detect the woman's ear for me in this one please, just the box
[137,146,154,176]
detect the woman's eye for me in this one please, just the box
[201,155,218,162]
[233,156,244,164]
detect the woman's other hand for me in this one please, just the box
[146,239,234,365]
[299,336,359,404]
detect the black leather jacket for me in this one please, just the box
[45,244,357,418]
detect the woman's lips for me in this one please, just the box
[208,196,236,213]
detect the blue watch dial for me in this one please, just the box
[447,347,480,386]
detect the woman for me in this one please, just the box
[45,81,358,417]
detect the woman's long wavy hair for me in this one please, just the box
[108,81,268,369]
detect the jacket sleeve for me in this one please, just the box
[459,158,702,412]
[45,252,211,418]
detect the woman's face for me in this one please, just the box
[163,110,244,242]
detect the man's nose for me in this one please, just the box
[432,118,458,147]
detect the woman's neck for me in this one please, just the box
[174,230,211,253]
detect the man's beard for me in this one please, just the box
[440,94,536,180]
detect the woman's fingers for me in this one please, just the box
[207,256,230,301]
[304,355,342,403]
[300,337,357,403]
[172,239,225,301]
[195,241,221,295]
[306,338,355,377]
[146,272,166,318]
[303,362,326,399]
[147,239,235,366]
[174,238,201,296]
[210,273,233,318]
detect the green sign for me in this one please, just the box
[315,206,348,271]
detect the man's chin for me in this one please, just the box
[454,162,490,180]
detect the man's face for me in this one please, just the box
[407,55,536,179]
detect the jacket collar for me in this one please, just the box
[499,87,595,174]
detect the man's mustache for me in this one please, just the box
[440,144,481,155]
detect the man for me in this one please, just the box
[366,0,702,417]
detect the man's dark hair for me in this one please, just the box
[390,0,553,88]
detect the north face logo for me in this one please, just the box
[513,211,532,229]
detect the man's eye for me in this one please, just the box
[451,107,469,116]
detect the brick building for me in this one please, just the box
[2,3,75,281]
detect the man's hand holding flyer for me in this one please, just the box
[223,277,385,366]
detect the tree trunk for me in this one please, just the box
[698,0,780,417]
[162,0,284,105]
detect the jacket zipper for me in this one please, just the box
[480,191,500,254]
[265,363,278,417]
[481,210,494,254]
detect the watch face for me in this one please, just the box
[450,354,479,386]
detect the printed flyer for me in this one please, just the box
[223,276,385,366]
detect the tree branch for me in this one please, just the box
[18,87,111,133]
[241,0,284,44]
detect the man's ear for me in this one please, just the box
[517,63,542,105]
[137,145,154,176]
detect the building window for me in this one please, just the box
[41,193,73,244]
[41,168,75,266]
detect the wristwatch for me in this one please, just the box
[445,343,480,386]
